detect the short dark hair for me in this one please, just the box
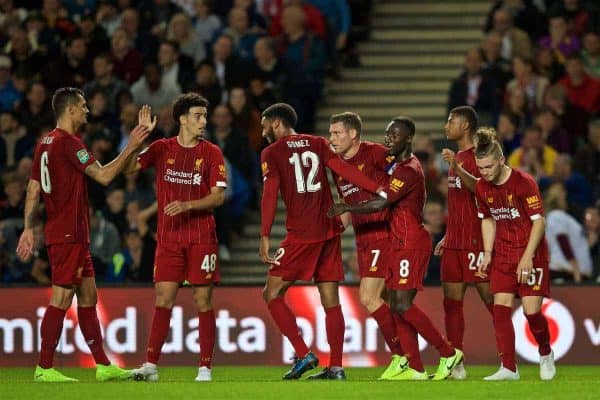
[172,93,209,123]
[262,103,297,128]
[161,39,180,53]
[330,112,362,137]
[52,87,84,118]
[390,116,415,136]
[450,106,479,133]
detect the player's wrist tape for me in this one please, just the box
[378,191,388,199]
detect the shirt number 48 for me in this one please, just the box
[201,254,217,272]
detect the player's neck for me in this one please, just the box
[394,146,412,163]
[177,132,199,148]
[56,119,78,135]
[493,165,512,185]
[342,141,361,159]
[277,128,295,140]
[456,134,474,151]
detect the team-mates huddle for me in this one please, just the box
[18,87,554,382]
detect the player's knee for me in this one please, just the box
[195,298,212,312]
[155,296,176,308]
[359,291,379,312]
[262,287,278,303]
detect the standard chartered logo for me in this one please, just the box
[164,169,202,185]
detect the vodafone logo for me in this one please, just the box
[513,299,575,362]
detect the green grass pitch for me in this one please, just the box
[1,366,599,399]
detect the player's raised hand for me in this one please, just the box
[16,228,34,261]
[259,236,279,265]
[433,236,445,256]
[478,251,491,278]
[327,203,348,218]
[128,125,150,149]
[516,256,533,284]
[441,148,456,167]
[164,200,190,216]
[138,105,157,132]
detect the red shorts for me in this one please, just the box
[356,239,392,279]
[154,243,220,285]
[385,249,430,291]
[269,236,343,282]
[490,262,550,298]
[441,249,489,283]
[47,243,94,286]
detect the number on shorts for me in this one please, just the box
[467,252,484,270]
[40,151,52,194]
[399,259,410,277]
[526,268,544,286]
[288,151,321,193]
[370,249,381,268]
[201,254,217,272]
[273,248,285,264]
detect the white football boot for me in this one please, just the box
[195,366,212,382]
[132,362,159,382]
[540,350,556,380]
[483,365,520,381]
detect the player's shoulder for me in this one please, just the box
[456,147,476,162]
[512,168,538,188]
[362,140,388,157]
[200,139,223,154]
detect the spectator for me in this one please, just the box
[137,0,182,37]
[131,63,182,110]
[85,89,117,136]
[23,10,62,59]
[47,35,92,91]
[89,205,121,279]
[249,77,277,113]
[423,199,445,284]
[103,186,128,234]
[105,229,143,283]
[119,7,159,61]
[538,14,581,64]
[508,125,558,178]
[0,171,25,220]
[192,0,222,46]
[559,55,600,114]
[83,53,130,114]
[95,0,122,36]
[115,102,139,152]
[0,56,22,112]
[5,27,46,81]
[210,33,251,99]
[157,40,195,93]
[448,48,499,125]
[189,62,222,111]
[15,156,32,183]
[505,55,549,115]
[269,0,327,40]
[484,0,547,41]
[111,27,144,84]
[534,46,565,83]
[583,204,600,280]
[220,7,264,61]
[548,0,599,37]
[543,84,589,146]
[77,11,111,57]
[278,5,328,131]
[497,111,522,154]
[14,81,53,137]
[539,153,593,216]
[228,86,263,152]
[233,0,268,30]
[544,183,593,282]
[167,12,207,65]
[488,7,532,60]
[481,31,513,102]
[0,111,33,169]
[504,86,532,132]
[574,119,600,198]
[535,108,571,154]
[582,31,600,78]
[251,37,285,98]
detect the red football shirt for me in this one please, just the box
[386,155,431,250]
[444,147,483,250]
[260,134,381,244]
[31,128,97,245]
[475,168,549,266]
[138,137,227,245]
[333,141,391,245]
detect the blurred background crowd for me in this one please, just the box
[0,0,598,286]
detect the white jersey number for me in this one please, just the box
[40,151,52,194]
[289,151,322,193]
[201,254,217,272]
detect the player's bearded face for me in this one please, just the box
[261,117,276,143]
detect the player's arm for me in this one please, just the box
[516,217,546,283]
[328,196,388,217]
[441,149,478,192]
[479,217,496,277]
[164,186,225,216]
[260,169,280,264]
[85,125,149,186]
[326,157,387,197]
[16,179,41,261]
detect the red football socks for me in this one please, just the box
[493,304,517,372]
[77,306,110,366]
[39,306,66,369]
[403,305,454,357]
[325,305,344,367]
[267,297,310,358]
[198,310,216,367]
[392,312,424,372]
[371,304,403,355]
[443,298,464,351]
[525,312,552,356]
[146,307,173,364]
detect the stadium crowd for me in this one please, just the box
[0,0,371,284]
